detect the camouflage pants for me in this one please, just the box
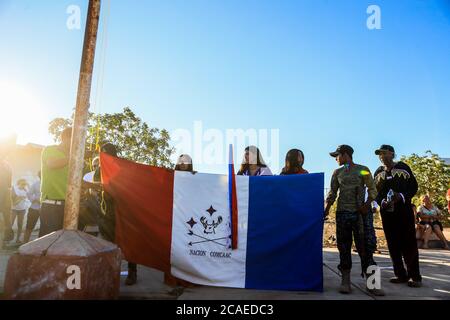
[362,210,377,265]
[336,211,376,274]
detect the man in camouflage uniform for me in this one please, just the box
[364,194,380,266]
[324,145,384,296]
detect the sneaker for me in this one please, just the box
[407,280,422,288]
[389,277,408,284]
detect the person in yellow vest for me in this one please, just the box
[39,127,72,237]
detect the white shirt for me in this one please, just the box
[12,185,31,211]
[240,167,273,176]
[83,171,95,183]
[418,205,440,217]
[259,167,273,176]
[27,180,41,210]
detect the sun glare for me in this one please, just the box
[0,80,50,145]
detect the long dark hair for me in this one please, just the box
[281,149,305,175]
[237,146,267,175]
[101,143,118,157]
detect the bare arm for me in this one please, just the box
[42,145,70,170]
[325,170,339,216]
[46,156,69,169]
[431,207,441,220]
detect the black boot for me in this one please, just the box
[125,269,137,286]
[125,263,137,286]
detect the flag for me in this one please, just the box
[228,144,238,250]
[100,153,324,291]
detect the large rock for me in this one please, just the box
[4,230,121,300]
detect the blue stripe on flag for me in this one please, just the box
[245,173,324,291]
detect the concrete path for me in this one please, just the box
[119,248,450,300]
[1,245,449,300]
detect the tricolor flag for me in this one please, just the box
[100,153,324,291]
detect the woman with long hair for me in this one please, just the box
[237,146,272,176]
[280,149,309,175]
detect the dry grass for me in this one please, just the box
[323,211,388,249]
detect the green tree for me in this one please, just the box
[48,107,174,168]
[401,151,450,212]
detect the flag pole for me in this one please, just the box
[64,0,102,230]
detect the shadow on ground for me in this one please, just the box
[1,239,449,300]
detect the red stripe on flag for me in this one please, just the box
[230,163,238,250]
[100,153,174,272]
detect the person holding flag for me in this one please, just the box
[237,146,272,176]
[280,149,309,175]
[163,154,197,288]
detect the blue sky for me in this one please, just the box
[0,0,449,182]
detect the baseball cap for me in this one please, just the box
[329,145,354,158]
[375,145,395,155]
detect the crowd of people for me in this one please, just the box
[0,127,449,296]
[0,171,41,246]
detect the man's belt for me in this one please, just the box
[42,199,65,205]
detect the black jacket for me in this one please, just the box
[374,161,418,206]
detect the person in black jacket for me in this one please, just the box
[374,145,422,288]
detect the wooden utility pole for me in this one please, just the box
[64,0,101,230]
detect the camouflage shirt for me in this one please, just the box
[326,164,377,213]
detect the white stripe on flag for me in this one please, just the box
[171,171,249,288]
